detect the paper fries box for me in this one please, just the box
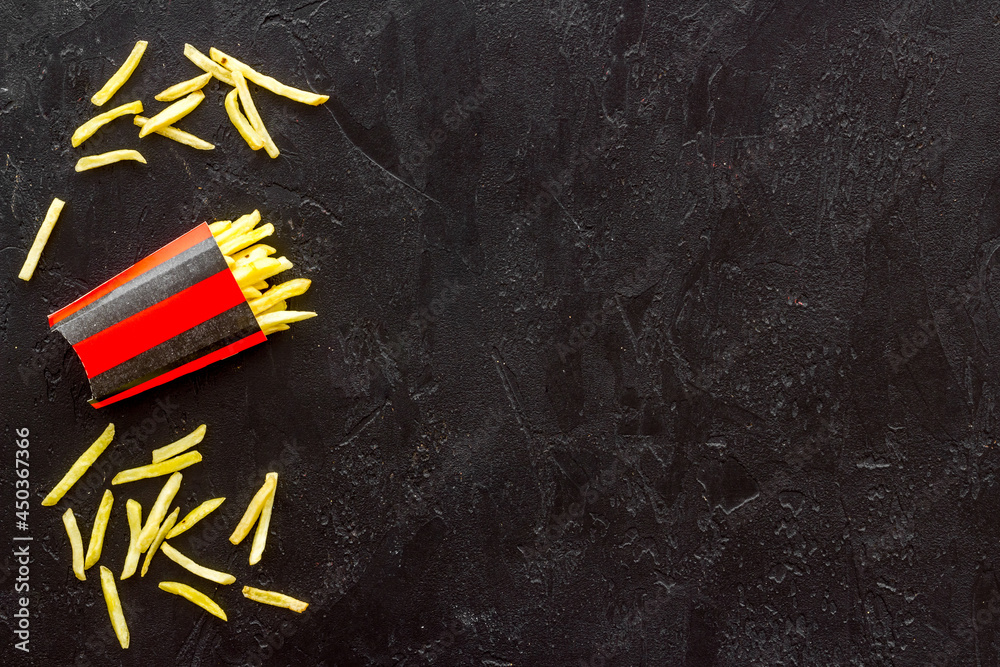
[49,223,265,408]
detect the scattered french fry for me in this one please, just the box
[100,566,129,649]
[71,100,143,147]
[155,72,212,102]
[248,279,310,315]
[160,543,236,585]
[62,508,86,581]
[112,451,201,485]
[137,472,183,551]
[224,88,263,150]
[249,472,277,565]
[232,70,279,158]
[167,497,225,539]
[75,149,146,172]
[133,116,214,150]
[141,507,179,577]
[209,47,329,105]
[183,43,235,86]
[151,424,207,463]
[138,90,205,138]
[230,474,277,545]
[92,40,147,106]
[121,499,142,580]
[42,423,114,506]
[84,489,114,569]
[242,586,309,613]
[158,581,228,621]
[18,197,66,282]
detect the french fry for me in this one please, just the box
[62,508,86,581]
[242,286,263,300]
[234,245,272,267]
[183,43,235,86]
[242,586,309,613]
[137,472,183,551]
[158,581,228,621]
[151,424,206,463]
[112,451,201,485]
[138,90,205,138]
[232,256,291,289]
[133,116,214,150]
[84,489,114,569]
[224,88,263,150]
[121,499,142,579]
[141,507,179,577]
[167,497,225,538]
[248,279,311,315]
[18,197,66,282]
[261,300,287,315]
[218,223,274,256]
[71,100,143,147]
[160,543,236,585]
[257,311,317,329]
[155,72,212,102]
[225,255,235,268]
[232,243,275,262]
[208,220,232,236]
[251,280,269,290]
[42,423,114,506]
[209,47,329,105]
[249,472,277,565]
[213,210,260,245]
[75,149,146,172]
[230,474,277,545]
[232,70,279,158]
[100,566,129,648]
[261,323,290,335]
[92,40,147,106]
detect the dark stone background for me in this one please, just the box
[1,0,997,665]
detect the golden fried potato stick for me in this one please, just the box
[155,72,212,102]
[249,473,277,565]
[224,88,264,150]
[99,566,129,648]
[261,323,290,335]
[151,424,206,463]
[133,116,214,150]
[230,474,277,545]
[251,280,269,290]
[242,286,263,300]
[160,543,236,584]
[183,43,234,86]
[225,255,235,268]
[75,150,146,172]
[233,256,292,289]
[167,497,225,539]
[218,223,274,256]
[84,489,114,569]
[232,70,279,158]
[158,581,227,620]
[141,507,178,577]
[208,220,232,236]
[121,499,143,580]
[42,423,114,506]
[213,210,260,245]
[62,508,86,581]
[71,100,143,147]
[209,47,329,105]
[233,245,273,267]
[18,196,66,282]
[248,278,311,315]
[257,310,317,331]
[261,300,287,315]
[138,90,205,138]
[242,586,309,613]
[92,40,147,106]
[137,472,183,551]
[112,451,201,485]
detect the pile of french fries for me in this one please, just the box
[19,40,329,281]
[208,209,316,335]
[45,423,309,650]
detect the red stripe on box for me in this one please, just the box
[48,223,213,326]
[73,269,245,377]
[89,331,267,408]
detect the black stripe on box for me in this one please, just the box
[87,301,261,402]
[55,237,226,345]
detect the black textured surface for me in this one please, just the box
[1,1,998,666]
